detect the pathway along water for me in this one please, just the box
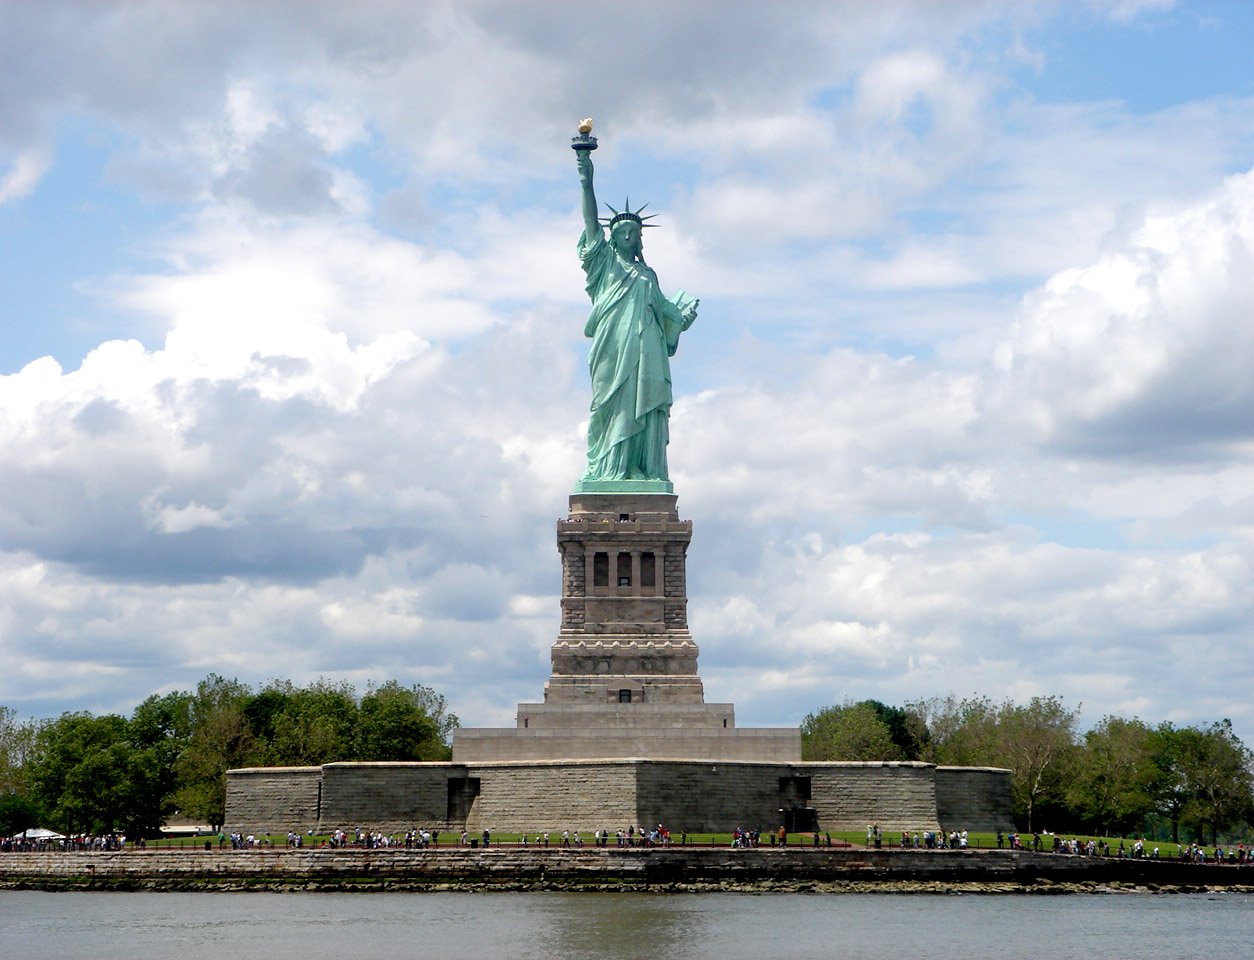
[3,889,1251,960]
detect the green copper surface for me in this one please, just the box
[572,478,675,495]
[574,141,698,488]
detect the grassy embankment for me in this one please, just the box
[143,830,1202,856]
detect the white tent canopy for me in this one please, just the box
[20,827,65,840]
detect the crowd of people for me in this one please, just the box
[201,824,682,851]
[449,824,676,848]
[5,826,1252,864]
[0,833,130,852]
[863,825,967,849]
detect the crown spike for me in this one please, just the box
[600,196,661,230]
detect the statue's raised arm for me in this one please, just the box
[570,120,698,493]
[576,149,600,240]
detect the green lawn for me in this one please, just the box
[144,829,1208,856]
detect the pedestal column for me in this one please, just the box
[546,493,704,705]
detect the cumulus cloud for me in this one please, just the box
[673,167,1254,733]
[8,159,1254,734]
[992,169,1254,460]
[2,0,1253,747]
[213,123,341,216]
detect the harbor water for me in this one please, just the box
[2,889,1251,959]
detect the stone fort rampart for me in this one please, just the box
[225,759,1011,836]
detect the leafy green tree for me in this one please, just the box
[0,705,38,797]
[907,695,1000,767]
[173,675,257,828]
[1151,722,1189,843]
[28,712,166,836]
[128,691,194,832]
[409,684,460,747]
[862,699,928,760]
[356,681,444,761]
[1067,715,1159,835]
[241,687,291,748]
[267,679,358,765]
[0,706,41,836]
[801,701,902,760]
[997,696,1080,833]
[11,674,462,835]
[1157,720,1253,844]
[0,793,40,835]
[908,694,1079,831]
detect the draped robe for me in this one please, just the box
[578,229,690,482]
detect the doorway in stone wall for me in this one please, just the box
[781,805,818,833]
[446,776,480,823]
[779,775,816,833]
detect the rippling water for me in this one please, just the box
[3,890,1250,959]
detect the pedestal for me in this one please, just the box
[549,493,701,705]
[451,492,801,763]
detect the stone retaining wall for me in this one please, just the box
[319,762,455,833]
[636,761,785,832]
[223,767,321,835]
[935,766,1013,832]
[468,761,637,833]
[808,762,941,833]
[2,848,1250,891]
[225,759,1011,837]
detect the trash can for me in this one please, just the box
[204,841,212,851]
[469,838,479,848]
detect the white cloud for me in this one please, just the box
[2,0,1253,750]
[992,169,1254,459]
[1098,0,1177,25]
[0,147,49,203]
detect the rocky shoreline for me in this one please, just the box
[2,847,1250,895]
[5,877,1253,895]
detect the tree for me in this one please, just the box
[995,696,1080,832]
[1067,716,1160,836]
[0,705,38,796]
[801,701,902,760]
[0,705,40,835]
[1157,720,1253,844]
[409,684,460,747]
[266,679,358,765]
[356,681,444,761]
[27,712,166,836]
[128,691,194,833]
[1152,722,1189,843]
[907,695,1000,767]
[0,793,40,836]
[173,675,257,828]
[11,674,463,835]
[862,699,928,760]
[241,687,291,748]
[908,694,1079,831]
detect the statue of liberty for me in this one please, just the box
[573,121,698,491]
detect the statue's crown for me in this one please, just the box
[601,198,658,230]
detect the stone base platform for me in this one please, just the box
[452,726,801,762]
[519,702,737,729]
[453,701,801,763]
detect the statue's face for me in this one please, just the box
[611,220,641,257]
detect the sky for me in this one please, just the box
[1,0,1252,745]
